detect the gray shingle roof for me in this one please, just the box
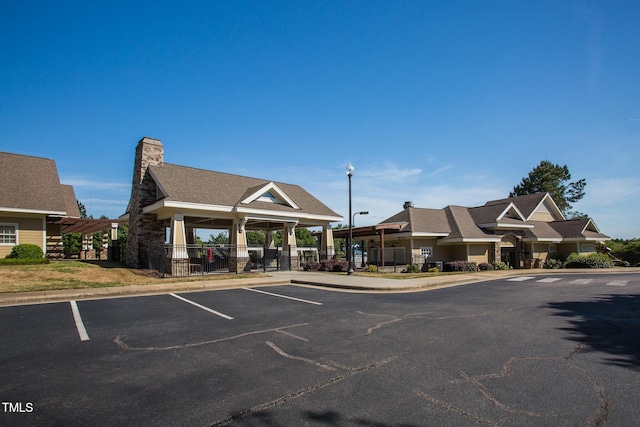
[376,193,607,242]
[0,152,71,214]
[148,163,340,217]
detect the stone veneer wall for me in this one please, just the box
[125,137,167,268]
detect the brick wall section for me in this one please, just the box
[125,137,166,268]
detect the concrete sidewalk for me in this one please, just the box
[0,267,638,307]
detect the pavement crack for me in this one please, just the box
[358,307,523,335]
[414,388,504,427]
[113,323,309,351]
[265,341,337,371]
[209,356,396,426]
[459,370,548,417]
[430,351,610,426]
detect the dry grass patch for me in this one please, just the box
[0,261,261,293]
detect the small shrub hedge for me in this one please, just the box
[303,259,349,272]
[5,244,44,259]
[543,258,563,269]
[443,260,478,272]
[403,264,421,273]
[564,252,613,269]
[479,263,494,271]
[0,257,50,266]
[492,261,511,270]
[365,264,378,273]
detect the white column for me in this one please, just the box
[171,213,188,259]
[320,225,335,258]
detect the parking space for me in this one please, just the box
[1,274,640,425]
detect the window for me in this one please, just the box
[549,244,556,253]
[580,243,595,253]
[0,224,17,244]
[420,246,433,258]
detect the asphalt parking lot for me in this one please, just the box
[1,272,639,426]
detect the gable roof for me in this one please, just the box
[380,207,450,234]
[441,205,500,242]
[147,163,340,219]
[0,152,77,216]
[548,218,609,241]
[485,193,564,221]
[373,192,608,243]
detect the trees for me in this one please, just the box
[510,160,586,217]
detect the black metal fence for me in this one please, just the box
[150,244,336,278]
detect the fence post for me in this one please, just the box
[263,244,267,273]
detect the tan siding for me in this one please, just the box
[529,211,555,222]
[449,245,467,261]
[468,244,490,264]
[0,214,46,256]
[530,243,550,261]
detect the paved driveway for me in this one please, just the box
[1,272,639,426]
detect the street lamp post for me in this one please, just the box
[352,211,369,270]
[346,163,354,275]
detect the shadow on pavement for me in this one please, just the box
[545,293,640,368]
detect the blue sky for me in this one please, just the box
[1,1,638,238]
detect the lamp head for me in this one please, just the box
[346,163,354,177]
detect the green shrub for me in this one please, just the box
[365,265,378,273]
[403,264,421,273]
[427,267,439,273]
[5,244,44,259]
[564,252,613,269]
[492,260,511,270]
[544,258,563,269]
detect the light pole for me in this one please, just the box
[352,211,369,270]
[346,163,354,275]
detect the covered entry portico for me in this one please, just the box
[124,137,342,275]
[160,210,337,274]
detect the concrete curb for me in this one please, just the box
[1,267,638,306]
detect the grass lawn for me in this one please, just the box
[0,261,261,293]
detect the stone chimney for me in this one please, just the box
[125,137,165,268]
[403,201,414,209]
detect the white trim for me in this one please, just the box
[240,182,301,210]
[142,200,342,223]
[42,217,46,253]
[143,200,235,214]
[522,237,562,243]
[496,203,527,222]
[527,193,565,221]
[244,215,300,225]
[0,207,66,216]
[477,222,534,229]
[438,237,501,244]
[236,206,342,223]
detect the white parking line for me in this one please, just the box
[170,294,234,319]
[605,280,628,287]
[569,279,593,284]
[507,277,535,282]
[242,287,323,305]
[70,300,90,341]
[537,277,562,283]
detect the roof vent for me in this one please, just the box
[403,201,414,209]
